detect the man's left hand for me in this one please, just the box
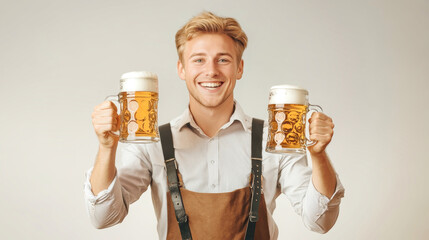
[307,112,334,155]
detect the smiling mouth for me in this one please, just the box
[199,82,223,89]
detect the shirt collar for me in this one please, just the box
[171,100,253,135]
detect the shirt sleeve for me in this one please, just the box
[302,175,345,233]
[83,144,153,229]
[278,154,345,234]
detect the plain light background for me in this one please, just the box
[1,0,428,239]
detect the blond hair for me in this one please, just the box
[175,12,248,63]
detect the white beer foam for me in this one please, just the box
[269,85,309,105]
[120,71,158,92]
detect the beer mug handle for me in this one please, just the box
[104,95,120,137]
[305,104,323,147]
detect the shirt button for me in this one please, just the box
[211,160,215,164]
[211,184,216,188]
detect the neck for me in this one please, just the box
[189,98,235,138]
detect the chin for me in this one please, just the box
[198,98,224,108]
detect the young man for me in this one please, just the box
[85,12,344,239]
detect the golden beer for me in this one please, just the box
[266,85,321,154]
[267,104,307,151]
[106,71,159,143]
[119,91,159,142]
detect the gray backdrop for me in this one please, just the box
[1,0,428,239]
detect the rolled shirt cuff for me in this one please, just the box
[304,174,345,222]
[83,167,129,229]
[83,167,118,204]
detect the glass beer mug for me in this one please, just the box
[106,71,159,143]
[266,85,322,154]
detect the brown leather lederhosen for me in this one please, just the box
[159,118,270,240]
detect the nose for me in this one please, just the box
[205,59,219,78]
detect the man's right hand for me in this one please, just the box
[91,101,120,149]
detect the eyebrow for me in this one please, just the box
[189,52,234,58]
[218,52,234,58]
[189,53,206,58]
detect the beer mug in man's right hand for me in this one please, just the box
[105,71,159,143]
[266,85,322,154]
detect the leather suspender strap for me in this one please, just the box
[250,118,264,221]
[159,123,192,240]
[245,118,264,240]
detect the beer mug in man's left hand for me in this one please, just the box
[266,85,322,154]
[105,71,159,143]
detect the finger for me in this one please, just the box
[310,126,334,135]
[95,101,118,111]
[309,121,335,129]
[309,119,335,128]
[310,122,334,134]
[309,112,332,123]
[92,108,118,118]
[309,133,332,143]
[92,116,118,125]
[309,120,335,130]
[94,124,116,135]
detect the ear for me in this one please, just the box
[236,59,244,80]
[177,60,186,80]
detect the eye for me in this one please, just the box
[193,58,204,63]
[218,58,230,63]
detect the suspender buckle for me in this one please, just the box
[178,214,188,224]
[249,215,259,222]
[165,158,178,169]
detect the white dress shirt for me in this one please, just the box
[84,102,345,240]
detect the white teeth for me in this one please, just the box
[200,82,222,88]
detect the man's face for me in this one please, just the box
[177,33,244,109]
